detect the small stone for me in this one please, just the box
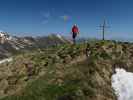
[0,79,9,90]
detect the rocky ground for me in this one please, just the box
[0,40,133,100]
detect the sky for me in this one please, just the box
[0,0,133,39]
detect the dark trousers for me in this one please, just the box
[72,33,77,44]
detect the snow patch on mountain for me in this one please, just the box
[56,34,62,39]
[112,68,133,100]
[56,34,65,42]
[0,58,13,64]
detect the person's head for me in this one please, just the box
[73,24,77,27]
[74,24,77,26]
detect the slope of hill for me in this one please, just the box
[1,40,133,100]
[0,33,71,59]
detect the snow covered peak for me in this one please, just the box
[0,31,11,43]
[0,31,9,38]
[0,32,6,37]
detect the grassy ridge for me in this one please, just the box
[2,40,132,100]
[0,43,88,100]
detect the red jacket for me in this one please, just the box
[72,25,79,33]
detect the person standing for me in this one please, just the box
[71,24,79,44]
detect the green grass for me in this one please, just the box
[0,41,119,100]
[1,74,79,100]
[0,44,86,100]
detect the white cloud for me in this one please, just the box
[41,11,51,24]
[60,15,70,21]
[42,12,50,18]
[40,11,71,24]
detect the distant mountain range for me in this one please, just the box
[0,32,72,59]
[1,31,133,59]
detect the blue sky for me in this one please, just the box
[0,0,133,39]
